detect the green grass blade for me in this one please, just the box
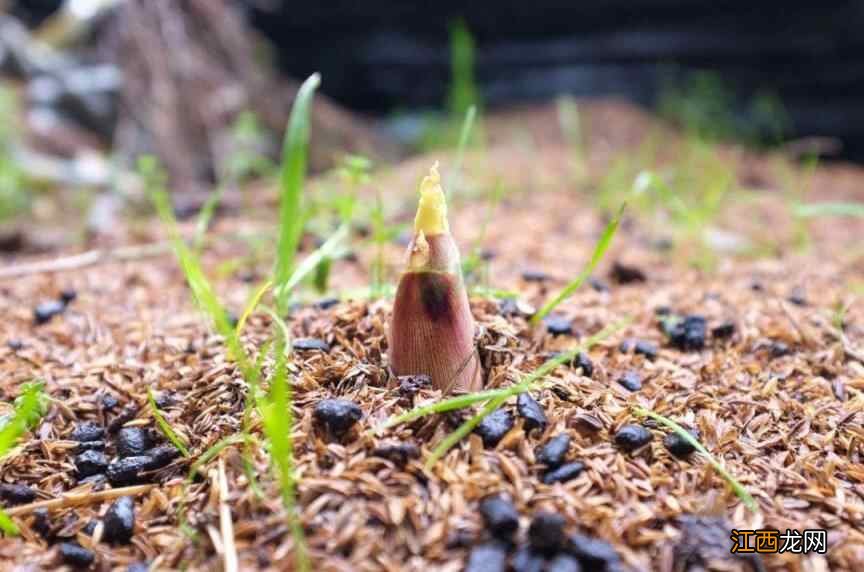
[193,185,226,253]
[373,387,525,435]
[793,201,864,218]
[425,392,505,469]
[0,382,46,536]
[260,306,292,341]
[260,334,309,571]
[447,105,477,200]
[188,433,250,479]
[448,19,480,119]
[278,224,349,296]
[0,510,18,535]
[0,382,45,456]
[421,319,631,468]
[532,204,625,324]
[235,280,274,338]
[148,388,191,458]
[633,406,758,511]
[274,73,321,315]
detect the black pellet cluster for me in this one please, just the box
[33,288,77,325]
[467,500,623,572]
[534,433,585,485]
[68,420,180,487]
[665,315,707,351]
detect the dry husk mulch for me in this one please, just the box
[1,102,864,571]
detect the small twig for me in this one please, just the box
[6,484,155,517]
[217,458,239,572]
[0,243,170,280]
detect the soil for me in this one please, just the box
[1,101,863,571]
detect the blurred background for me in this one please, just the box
[1,0,863,254]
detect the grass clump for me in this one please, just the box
[633,406,758,511]
[146,72,322,572]
[658,70,789,146]
[0,382,47,534]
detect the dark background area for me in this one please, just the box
[13,0,864,160]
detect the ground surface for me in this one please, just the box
[1,101,864,571]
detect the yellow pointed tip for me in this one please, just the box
[414,162,449,235]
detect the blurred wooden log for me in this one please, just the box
[99,0,400,194]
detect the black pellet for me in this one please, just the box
[616,371,642,392]
[145,445,181,470]
[71,421,104,443]
[610,262,646,284]
[478,495,520,540]
[313,399,362,436]
[107,455,154,487]
[398,374,431,398]
[103,496,135,544]
[575,353,594,377]
[542,461,585,485]
[547,554,582,572]
[59,289,77,305]
[664,427,700,458]
[512,547,546,572]
[315,297,340,310]
[666,315,707,351]
[711,322,736,340]
[516,393,547,433]
[0,483,35,505]
[528,511,567,554]
[613,424,653,452]
[567,533,621,570]
[34,300,66,325]
[521,269,550,282]
[75,450,108,479]
[76,440,105,452]
[371,442,420,466]
[465,541,508,572]
[292,338,330,352]
[59,543,95,568]
[543,314,573,336]
[475,409,514,448]
[536,433,571,469]
[116,427,154,458]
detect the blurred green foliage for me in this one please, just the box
[0,88,28,223]
[658,70,790,146]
